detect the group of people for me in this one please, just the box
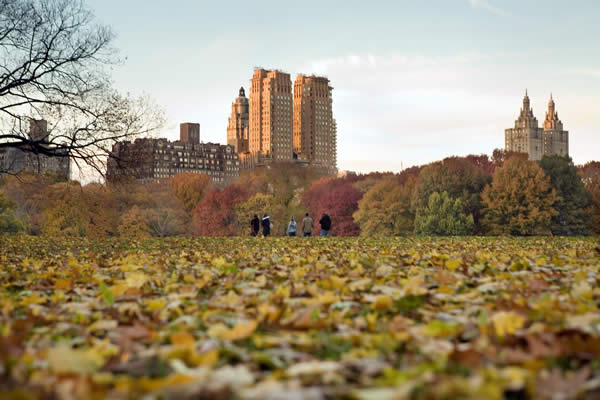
[250,213,332,237]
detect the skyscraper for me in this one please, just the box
[227,87,249,153]
[293,74,337,173]
[248,68,293,162]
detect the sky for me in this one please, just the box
[90,0,600,173]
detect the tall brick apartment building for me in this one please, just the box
[293,74,337,174]
[248,69,294,163]
[505,91,569,160]
[228,68,338,174]
[107,123,240,184]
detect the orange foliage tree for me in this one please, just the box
[482,157,559,235]
[354,176,417,236]
[193,185,250,236]
[578,161,600,234]
[168,172,212,215]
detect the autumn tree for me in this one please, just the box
[538,155,593,235]
[193,185,250,236]
[578,161,600,234]
[354,176,417,236]
[0,191,25,233]
[233,193,289,236]
[414,191,474,236]
[302,177,335,218]
[491,148,527,170]
[118,205,150,239]
[40,181,90,237]
[352,172,395,194]
[411,157,491,233]
[168,172,212,215]
[141,182,187,237]
[0,0,163,175]
[82,183,118,237]
[314,183,362,236]
[482,157,559,235]
[0,172,60,234]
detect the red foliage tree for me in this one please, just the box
[193,185,250,236]
[311,183,362,236]
[464,154,495,175]
[302,177,335,218]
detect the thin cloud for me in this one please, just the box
[567,68,600,78]
[469,0,507,16]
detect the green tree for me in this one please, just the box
[0,192,26,233]
[539,155,593,235]
[412,157,491,233]
[414,191,474,235]
[482,157,559,235]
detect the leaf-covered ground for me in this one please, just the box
[1,235,600,399]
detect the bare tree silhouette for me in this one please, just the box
[0,0,164,177]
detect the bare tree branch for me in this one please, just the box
[0,0,164,179]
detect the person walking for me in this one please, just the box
[261,213,271,237]
[250,214,260,237]
[287,216,297,237]
[319,213,331,237]
[301,213,313,237]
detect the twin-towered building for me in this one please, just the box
[505,91,569,160]
[227,68,337,174]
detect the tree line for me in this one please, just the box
[1,150,599,237]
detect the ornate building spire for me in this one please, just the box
[543,93,562,130]
[522,89,531,112]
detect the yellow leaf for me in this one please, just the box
[147,298,166,312]
[220,320,258,341]
[125,272,148,289]
[403,276,427,296]
[329,275,347,290]
[193,349,219,366]
[170,331,196,348]
[349,278,372,292]
[492,311,525,338]
[47,347,105,375]
[445,259,462,271]
[54,279,73,291]
[88,319,118,333]
[373,295,393,311]
[571,281,593,301]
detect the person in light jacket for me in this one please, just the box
[287,216,297,236]
[301,213,313,237]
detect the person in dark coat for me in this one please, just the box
[261,214,271,237]
[319,213,331,237]
[250,214,260,236]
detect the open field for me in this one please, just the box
[1,235,600,399]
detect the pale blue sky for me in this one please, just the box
[91,0,600,171]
